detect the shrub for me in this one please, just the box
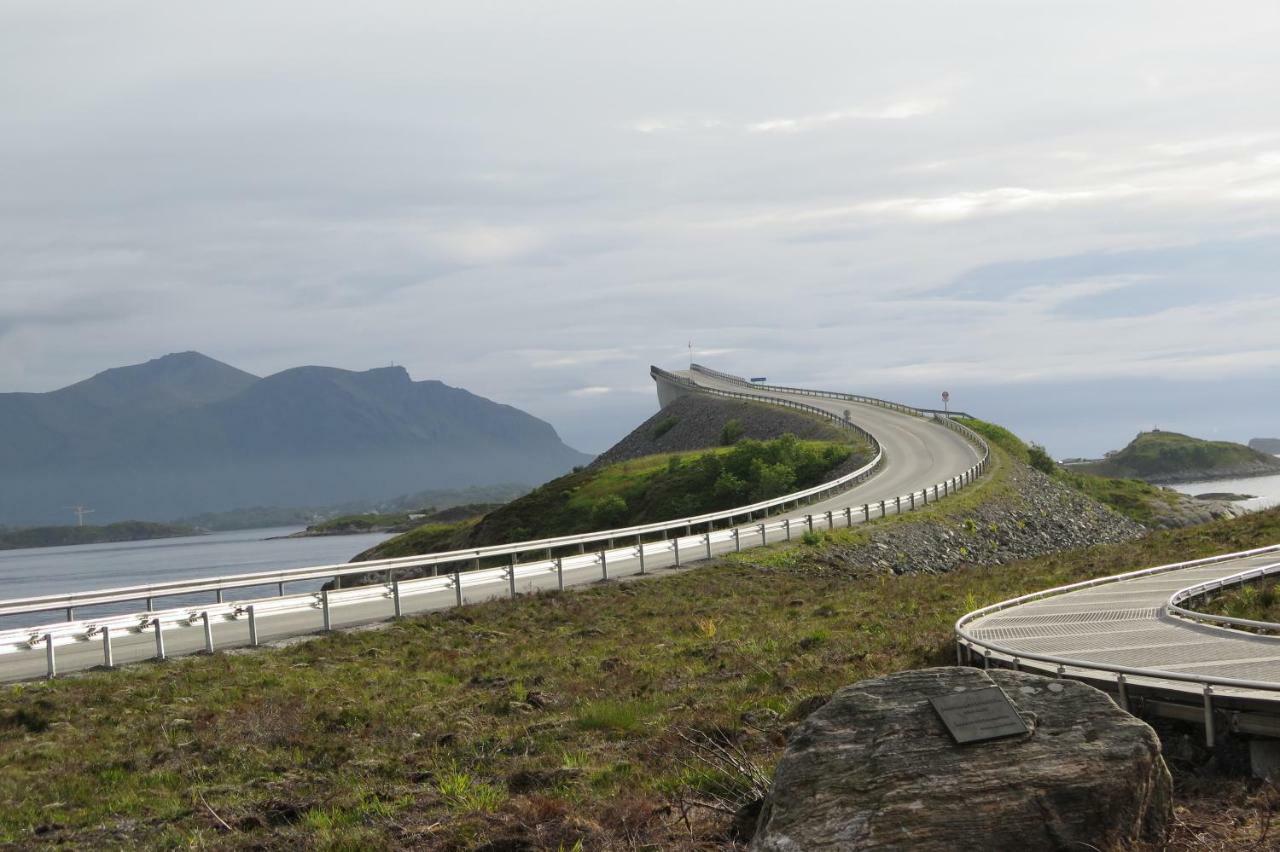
[591,495,629,528]
[719,418,745,446]
[651,416,680,439]
[1028,443,1057,474]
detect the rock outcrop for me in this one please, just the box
[752,667,1172,851]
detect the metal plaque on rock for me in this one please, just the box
[929,686,1029,745]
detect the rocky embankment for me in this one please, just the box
[591,394,850,468]
[791,461,1146,578]
[1146,490,1248,528]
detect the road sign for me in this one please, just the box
[942,391,950,413]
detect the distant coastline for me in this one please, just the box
[0,521,203,551]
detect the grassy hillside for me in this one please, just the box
[964,419,1184,526]
[1077,431,1280,482]
[4,494,1278,848]
[361,435,863,560]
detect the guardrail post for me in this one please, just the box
[392,579,402,618]
[910,493,916,510]
[278,581,285,597]
[153,618,165,660]
[202,611,214,653]
[1011,657,1020,671]
[922,489,928,505]
[826,511,833,530]
[1055,664,1065,679]
[102,625,114,668]
[509,557,518,597]
[863,504,869,522]
[45,633,55,679]
[1203,685,1215,747]
[759,523,767,545]
[65,606,74,622]
[785,519,792,541]
[247,605,258,646]
[879,500,886,517]
[895,497,901,514]
[556,557,564,589]
[216,588,224,604]
[705,534,712,559]
[806,515,814,533]
[673,537,682,567]
[933,485,939,500]
[844,507,852,526]
[600,549,608,580]
[454,568,463,606]
[1116,674,1129,712]
[638,542,647,574]
[146,596,154,612]
[733,528,741,551]
[982,650,990,669]
[321,589,331,632]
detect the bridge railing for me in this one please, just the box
[688,363,974,419]
[3,365,992,677]
[1167,563,1280,633]
[955,543,1280,695]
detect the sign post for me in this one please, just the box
[941,390,950,414]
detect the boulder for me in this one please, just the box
[751,667,1172,851]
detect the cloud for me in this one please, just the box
[569,386,612,397]
[748,98,945,133]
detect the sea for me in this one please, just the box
[1165,457,1280,512]
[0,526,394,629]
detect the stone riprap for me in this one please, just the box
[751,667,1172,851]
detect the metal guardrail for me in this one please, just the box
[688,363,975,419]
[4,365,991,678]
[955,544,1280,700]
[1167,563,1280,633]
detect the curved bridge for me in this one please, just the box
[0,365,985,682]
[957,545,1280,746]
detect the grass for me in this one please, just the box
[965,417,1184,526]
[1076,430,1280,480]
[1195,578,1280,627]
[4,484,1280,847]
[367,435,868,559]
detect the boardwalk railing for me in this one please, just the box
[955,543,1280,698]
[1167,563,1280,633]
[3,365,990,678]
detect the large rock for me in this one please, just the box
[751,667,1172,851]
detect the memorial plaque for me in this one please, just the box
[929,686,1029,744]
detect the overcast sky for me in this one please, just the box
[4,1,1280,456]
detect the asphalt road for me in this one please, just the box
[1,372,981,682]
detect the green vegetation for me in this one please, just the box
[0,521,200,551]
[719,418,745,446]
[1194,577,1280,628]
[303,512,424,535]
[964,418,1181,526]
[4,494,1279,847]
[365,435,865,558]
[650,415,679,439]
[1077,430,1280,481]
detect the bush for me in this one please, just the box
[1028,443,1057,475]
[719,419,745,446]
[652,416,680,439]
[591,495,630,528]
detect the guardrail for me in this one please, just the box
[1168,563,1280,633]
[688,363,974,419]
[955,544,1280,718]
[3,365,991,679]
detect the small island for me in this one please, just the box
[1070,431,1280,484]
[0,521,202,551]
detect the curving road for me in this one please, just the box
[0,366,982,682]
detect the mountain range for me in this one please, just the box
[0,352,592,526]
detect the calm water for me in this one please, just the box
[1166,462,1280,511]
[0,527,393,628]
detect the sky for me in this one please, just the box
[3,1,1280,457]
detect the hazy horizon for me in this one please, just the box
[4,2,1279,457]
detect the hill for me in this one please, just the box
[351,395,869,567]
[1250,437,1280,454]
[0,353,591,526]
[1074,430,1280,483]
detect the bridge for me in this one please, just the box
[0,365,986,682]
